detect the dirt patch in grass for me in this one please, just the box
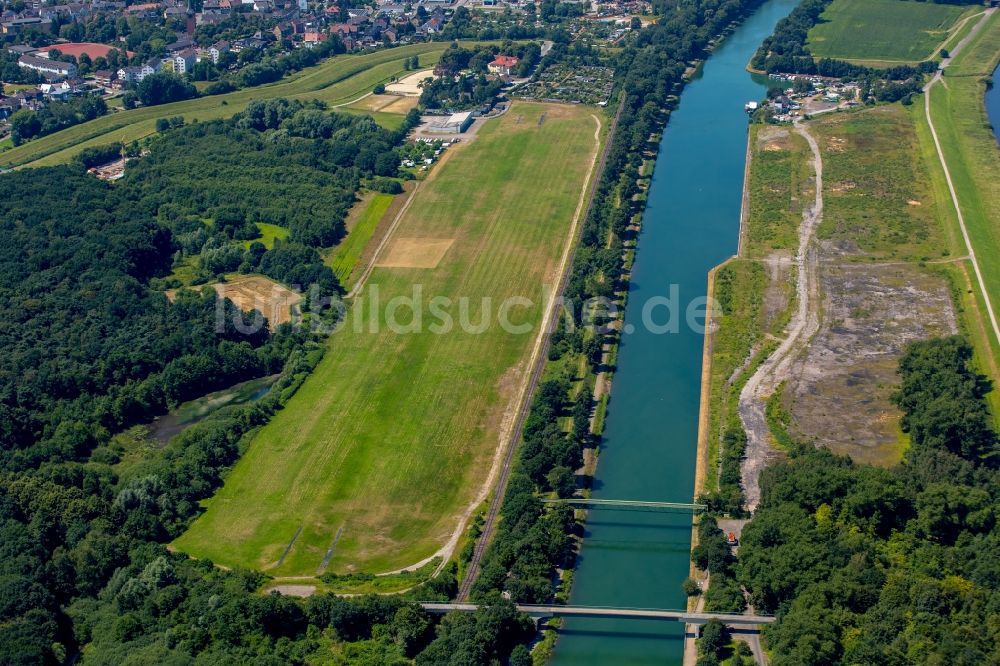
[784,258,957,466]
[189,275,303,326]
[385,68,436,95]
[347,94,418,114]
[757,125,791,151]
[381,96,420,114]
[376,237,455,268]
[352,181,415,275]
[762,252,793,334]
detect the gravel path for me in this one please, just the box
[739,120,823,512]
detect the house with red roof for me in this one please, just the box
[487,55,519,76]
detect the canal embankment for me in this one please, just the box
[549,2,800,663]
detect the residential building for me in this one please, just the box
[172,48,197,74]
[18,54,76,78]
[117,65,142,82]
[39,81,72,100]
[487,55,519,75]
[2,17,52,35]
[93,69,114,86]
[209,40,230,63]
[141,59,161,78]
[303,30,327,45]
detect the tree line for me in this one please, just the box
[464,0,780,621]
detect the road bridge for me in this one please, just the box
[418,603,774,626]
[540,498,706,512]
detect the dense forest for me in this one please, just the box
[0,97,472,664]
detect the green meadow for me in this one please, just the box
[173,102,603,576]
[807,0,973,65]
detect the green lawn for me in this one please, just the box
[328,192,395,286]
[0,43,448,169]
[813,105,949,262]
[173,102,603,576]
[807,0,973,64]
[242,223,289,250]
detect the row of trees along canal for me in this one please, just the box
[0,2,794,665]
[463,0,781,607]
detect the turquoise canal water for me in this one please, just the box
[550,0,797,662]
[988,62,1000,144]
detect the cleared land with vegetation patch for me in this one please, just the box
[700,105,964,517]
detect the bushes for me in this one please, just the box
[74,143,122,169]
[10,95,108,145]
[893,336,996,460]
[135,72,198,107]
[370,176,404,194]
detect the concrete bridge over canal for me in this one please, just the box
[540,498,707,512]
[418,603,774,626]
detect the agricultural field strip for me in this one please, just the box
[173,102,602,576]
[806,0,975,64]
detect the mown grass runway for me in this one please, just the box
[0,43,447,168]
[174,102,603,576]
[806,0,973,65]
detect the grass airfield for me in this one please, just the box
[174,102,603,576]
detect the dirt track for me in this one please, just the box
[739,120,823,511]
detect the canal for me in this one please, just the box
[550,0,798,663]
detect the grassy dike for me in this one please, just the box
[692,124,806,501]
[919,10,1000,405]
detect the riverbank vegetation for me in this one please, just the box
[464,0,800,614]
[739,336,1000,663]
[750,0,947,102]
